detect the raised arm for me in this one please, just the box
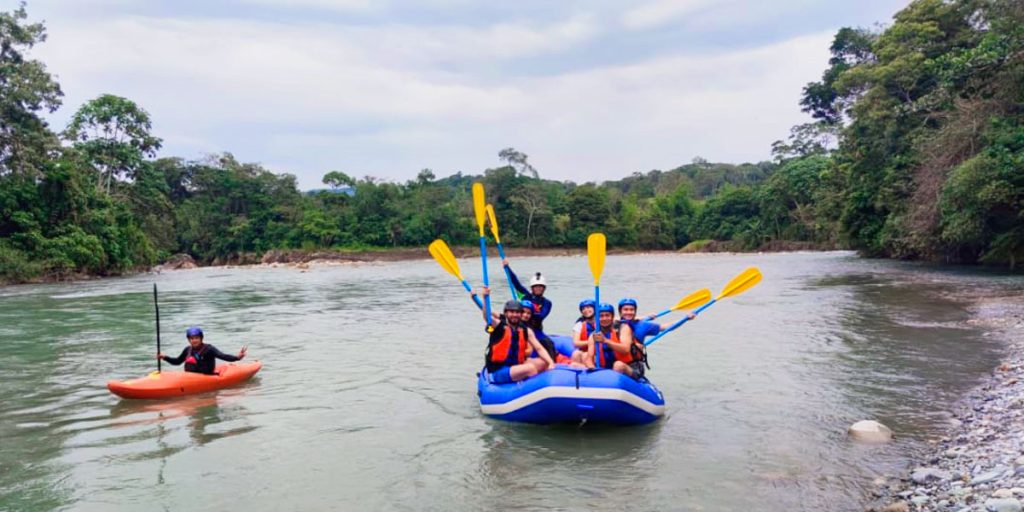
[479,286,501,327]
[502,259,528,296]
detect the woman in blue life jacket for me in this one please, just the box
[501,257,552,332]
[157,326,247,375]
[479,290,555,384]
[571,303,635,373]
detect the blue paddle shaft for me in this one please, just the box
[461,280,484,309]
[479,236,491,326]
[496,243,516,300]
[654,308,670,318]
[594,285,601,366]
[644,299,717,346]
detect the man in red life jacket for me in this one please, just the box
[480,292,554,384]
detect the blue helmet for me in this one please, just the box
[186,326,204,338]
[618,298,638,311]
[578,299,597,311]
[597,303,614,315]
[520,299,534,311]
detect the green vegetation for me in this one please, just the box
[1,0,1022,283]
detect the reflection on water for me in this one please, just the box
[0,253,1019,511]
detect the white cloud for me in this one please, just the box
[31,8,832,188]
[231,0,381,12]
[622,0,719,30]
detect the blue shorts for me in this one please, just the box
[490,365,514,384]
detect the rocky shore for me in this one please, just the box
[867,293,1024,512]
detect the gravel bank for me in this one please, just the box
[866,292,1024,512]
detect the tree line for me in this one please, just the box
[1,0,1022,284]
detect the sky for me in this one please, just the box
[9,0,910,189]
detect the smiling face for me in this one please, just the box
[504,308,522,324]
[620,305,637,321]
[599,311,614,328]
[580,306,594,319]
[187,335,203,348]
[520,308,532,322]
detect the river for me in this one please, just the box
[0,251,1018,511]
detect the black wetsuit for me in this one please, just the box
[162,344,240,374]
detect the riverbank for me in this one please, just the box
[1,243,841,286]
[865,288,1024,512]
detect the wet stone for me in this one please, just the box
[975,468,1012,486]
[913,468,953,484]
[985,497,1023,512]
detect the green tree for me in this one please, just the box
[64,94,162,194]
[322,170,354,189]
[0,3,62,176]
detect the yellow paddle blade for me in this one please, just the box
[587,232,606,284]
[672,288,712,311]
[485,204,501,244]
[717,267,762,300]
[472,183,486,237]
[428,239,463,280]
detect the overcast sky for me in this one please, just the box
[10,0,909,189]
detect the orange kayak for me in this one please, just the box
[107,361,262,399]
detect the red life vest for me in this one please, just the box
[487,322,529,366]
[595,324,642,368]
[575,320,594,342]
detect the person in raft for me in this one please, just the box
[519,299,567,364]
[480,291,554,384]
[572,303,642,377]
[571,299,597,355]
[157,326,247,375]
[501,257,552,332]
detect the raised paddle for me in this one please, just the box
[428,239,484,310]
[587,232,606,367]
[472,183,492,329]
[485,203,517,300]
[644,267,762,347]
[153,283,161,373]
[649,288,713,319]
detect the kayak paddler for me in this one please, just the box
[157,326,248,375]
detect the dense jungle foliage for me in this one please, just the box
[1,0,1022,283]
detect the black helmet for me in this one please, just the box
[504,300,523,311]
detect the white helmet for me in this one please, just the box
[529,272,546,288]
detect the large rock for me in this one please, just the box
[158,253,197,270]
[985,497,1022,512]
[849,420,894,443]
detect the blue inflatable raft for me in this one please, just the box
[477,335,666,425]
